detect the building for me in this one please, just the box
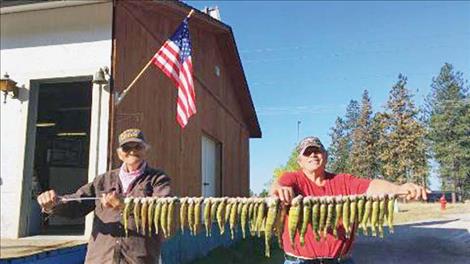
[1,0,260,262]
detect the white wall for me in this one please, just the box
[0,2,112,238]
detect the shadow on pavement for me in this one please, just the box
[352,218,470,264]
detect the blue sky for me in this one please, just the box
[187,1,470,194]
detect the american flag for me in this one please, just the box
[152,18,196,128]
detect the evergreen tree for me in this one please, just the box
[344,100,360,139]
[378,74,429,184]
[328,117,349,173]
[327,100,365,174]
[426,63,470,201]
[371,112,388,179]
[350,90,376,178]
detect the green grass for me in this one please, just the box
[189,236,285,264]
[394,202,470,224]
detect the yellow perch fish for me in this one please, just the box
[349,195,358,230]
[204,198,212,237]
[179,197,188,234]
[140,198,149,236]
[342,196,350,238]
[256,199,266,238]
[264,197,279,257]
[333,196,343,239]
[378,194,386,238]
[318,197,327,239]
[288,195,303,248]
[229,198,238,240]
[361,196,372,236]
[275,202,287,248]
[194,197,203,235]
[160,198,168,238]
[370,195,379,237]
[387,194,395,234]
[324,196,335,239]
[188,198,195,236]
[154,199,162,235]
[311,197,320,241]
[300,197,311,246]
[147,198,156,235]
[217,197,226,235]
[123,197,133,237]
[167,197,177,237]
[356,195,366,230]
[133,198,141,234]
[240,198,249,239]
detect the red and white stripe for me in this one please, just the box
[152,41,196,128]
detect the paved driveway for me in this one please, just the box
[352,215,470,264]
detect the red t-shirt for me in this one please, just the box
[278,170,371,259]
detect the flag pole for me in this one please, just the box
[187,9,194,18]
[115,59,153,105]
[115,9,195,106]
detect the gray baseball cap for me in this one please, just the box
[296,136,326,155]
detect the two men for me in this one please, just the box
[37,129,170,264]
[38,131,428,264]
[271,136,429,264]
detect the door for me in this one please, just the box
[201,135,221,197]
[29,78,92,235]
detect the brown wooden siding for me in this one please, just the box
[111,1,253,197]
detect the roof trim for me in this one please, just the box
[171,1,232,31]
[0,0,110,15]
[225,28,262,138]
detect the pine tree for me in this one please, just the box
[378,74,429,184]
[349,90,376,178]
[426,63,470,201]
[327,100,360,173]
[344,100,360,139]
[345,100,360,166]
[328,117,350,173]
[371,112,388,179]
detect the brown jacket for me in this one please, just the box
[51,165,171,264]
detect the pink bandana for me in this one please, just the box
[119,161,147,195]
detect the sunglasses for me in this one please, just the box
[122,143,145,152]
[302,146,323,157]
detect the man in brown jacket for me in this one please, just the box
[37,128,171,264]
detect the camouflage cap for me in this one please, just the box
[296,136,326,155]
[118,128,146,147]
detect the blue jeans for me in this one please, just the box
[284,258,355,264]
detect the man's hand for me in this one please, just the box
[100,191,123,210]
[272,185,295,205]
[398,183,431,201]
[37,190,59,212]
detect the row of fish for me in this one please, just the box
[121,194,396,257]
[286,194,396,249]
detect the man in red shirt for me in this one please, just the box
[271,136,429,264]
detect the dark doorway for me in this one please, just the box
[31,80,92,235]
